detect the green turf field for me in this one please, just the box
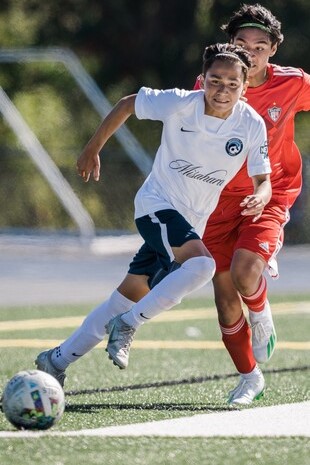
[0,295,309,465]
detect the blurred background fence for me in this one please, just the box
[0,0,309,243]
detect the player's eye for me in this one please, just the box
[235,42,247,49]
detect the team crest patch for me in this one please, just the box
[268,106,282,122]
[225,138,243,156]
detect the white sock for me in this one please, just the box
[51,290,134,370]
[122,256,215,328]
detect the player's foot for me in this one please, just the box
[105,314,136,369]
[35,349,66,387]
[249,300,277,363]
[228,366,265,405]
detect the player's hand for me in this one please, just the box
[240,195,265,222]
[76,147,101,182]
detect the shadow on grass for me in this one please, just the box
[65,402,232,413]
[65,365,310,397]
[1,366,308,414]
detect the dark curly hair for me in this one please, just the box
[221,3,284,46]
[202,43,252,82]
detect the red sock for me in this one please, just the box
[220,313,256,374]
[240,276,267,312]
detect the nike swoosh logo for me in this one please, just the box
[181,127,195,132]
[72,352,82,357]
[140,312,151,320]
[107,325,118,344]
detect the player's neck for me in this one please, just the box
[248,67,269,88]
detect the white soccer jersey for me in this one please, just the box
[134,87,271,237]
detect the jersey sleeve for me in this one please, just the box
[295,70,310,111]
[135,86,193,122]
[247,116,271,177]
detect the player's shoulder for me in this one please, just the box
[166,88,204,105]
[138,86,202,109]
[270,63,304,80]
[170,88,201,97]
[136,87,203,120]
[140,86,200,99]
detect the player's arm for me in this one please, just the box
[296,71,310,110]
[240,174,272,222]
[77,94,137,182]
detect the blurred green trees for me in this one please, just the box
[0,0,309,239]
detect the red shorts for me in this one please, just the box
[203,196,290,274]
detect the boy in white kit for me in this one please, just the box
[36,43,271,401]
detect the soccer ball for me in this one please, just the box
[1,369,65,430]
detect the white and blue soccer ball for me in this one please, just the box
[1,369,65,430]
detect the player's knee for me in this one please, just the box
[232,272,258,296]
[231,256,264,296]
[182,256,216,283]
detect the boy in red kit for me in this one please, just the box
[195,4,310,404]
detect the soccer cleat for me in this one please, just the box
[249,300,277,363]
[105,314,136,369]
[228,367,265,405]
[35,349,66,388]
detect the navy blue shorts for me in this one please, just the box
[128,209,200,280]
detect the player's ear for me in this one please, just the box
[240,80,249,102]
[269,44,277,57]
[243,80,249,93]
[198,74,204,89]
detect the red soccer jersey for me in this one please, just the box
[194,64,310,207]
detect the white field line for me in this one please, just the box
[0,339,309,350]
[0,402,309,438]
[0,302,309,349]
[0,301,309,332]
